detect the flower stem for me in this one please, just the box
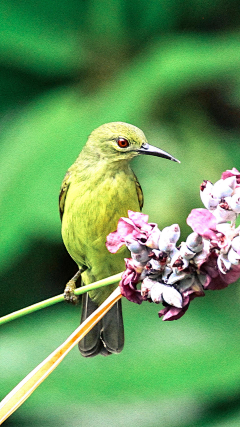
[0,287,122,423]
[0,272,123,326]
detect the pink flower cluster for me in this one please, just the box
[106,169,240,321]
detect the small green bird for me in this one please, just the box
[59,122,179,357]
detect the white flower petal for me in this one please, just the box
[161,266,173,282]
[213,205,237,223]
[186,232,203,253]
[212,179,234,198]
[217,254,231,274]
[228,193,240,213]
[149,258,164,271]
[150,283,165,303]
[200,181,220,209]
[179,242,195,260]
[216,222,232,235]
[141,277,155,298]
[145,228,161,249]
[228,247,240,265]
[167,270,191,285]
[224,176,237,190]
[158,238,176,252]
[160,224,180,244]
[162,286,183,308]
[231,235,240,253]
[193,245,210,267]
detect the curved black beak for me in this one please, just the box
[138,143,180,163]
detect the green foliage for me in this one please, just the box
[1,1,240,425]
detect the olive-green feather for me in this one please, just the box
[60,122,148,356]
[60,122,178,356]
[59,122,146,304]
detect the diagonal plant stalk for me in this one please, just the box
[0,287,122,424]
[0,272,122,326]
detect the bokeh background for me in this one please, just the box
[1,1,240,426]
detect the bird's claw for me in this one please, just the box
[64,280,79,304]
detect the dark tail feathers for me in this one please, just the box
[78,292,124,357]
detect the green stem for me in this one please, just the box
[0,272,123,326]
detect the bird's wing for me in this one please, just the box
[133,172,144,210]
[59,171,71,221]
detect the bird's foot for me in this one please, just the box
[64,280,79,304]
[64,269,82,304]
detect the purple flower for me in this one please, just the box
[119,258,143,304]
[201,252,240,290]
[106,210,156,254]
[106,169,240,324]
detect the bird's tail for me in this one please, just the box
[78,292,124,357]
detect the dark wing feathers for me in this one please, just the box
[132,171,144,210]
[59,171,71,221]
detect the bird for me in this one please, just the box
[59,122,179,357]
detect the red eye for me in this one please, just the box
[117,137,129,148]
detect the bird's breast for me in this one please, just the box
[61,165,140,272]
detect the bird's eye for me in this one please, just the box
[117,137,129,148]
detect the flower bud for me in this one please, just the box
[162,286,183,308]
[131,247,150,263]
[179,242,195,260]
[200,180,220,210]
[158,238,176,252]
[186,232,203,253]
[126,239,143,254]
[150,283,165,303]
[145,227,161,249]
[212,178,235,199]
[160,224,180,243]
[141,277,155,298]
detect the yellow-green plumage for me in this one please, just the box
[60,122,178,356]
[60,123,145,302]
[62,166,140,303]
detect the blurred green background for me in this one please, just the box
[1,1,240,426]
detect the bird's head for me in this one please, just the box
[85,122,180,163]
